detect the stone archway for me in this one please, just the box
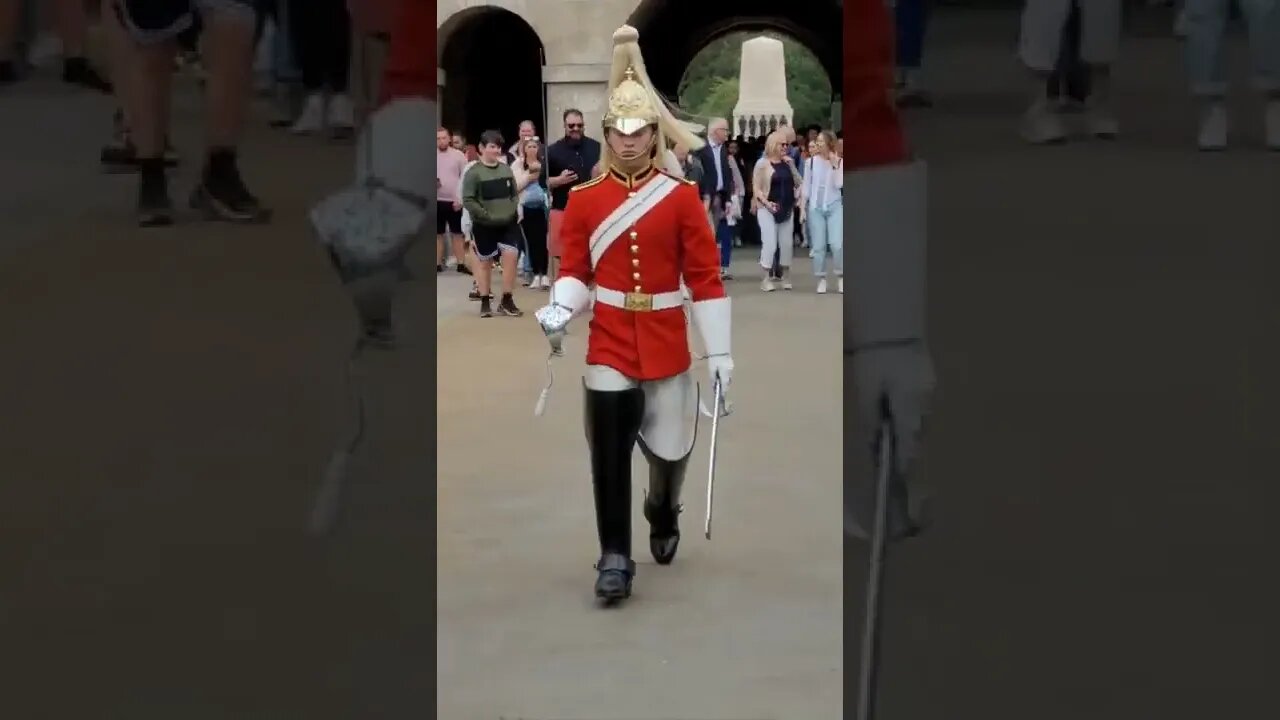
[437,5,546,147]
[627,0,842,107]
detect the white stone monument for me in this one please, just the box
[732,36,793,140]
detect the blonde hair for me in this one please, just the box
[764,131,788,159]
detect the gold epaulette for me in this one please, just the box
[657,169,696,186]
[570,174,608,192]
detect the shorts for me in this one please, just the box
[471,222,521,260]
[113,0,258,44]
[436,201,463,235]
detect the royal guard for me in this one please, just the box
[534,26,733,604]
[845,0,936,539]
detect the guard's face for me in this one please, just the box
[607,125,655,160]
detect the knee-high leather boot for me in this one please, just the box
[639,438,694,565]
[584,385,644,601]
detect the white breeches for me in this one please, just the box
[1019,0,1122,73]
[585,364,698,461]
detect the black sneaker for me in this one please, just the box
[63,57,112,94]
[190,149,271,223]
[497,293,523,317]
[436,264,445,273]
[479,296,493,317]
[457,264,472,275]
[136,160,173,227]
[468,282,481,301]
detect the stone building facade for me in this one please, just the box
[436,0,841,141]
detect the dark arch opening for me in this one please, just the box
[439,9,545,147]
[628,0,842,103]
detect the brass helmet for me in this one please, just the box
[600,25,704,166]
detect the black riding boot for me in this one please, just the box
[640,438,694,565]
[585,385,645,602]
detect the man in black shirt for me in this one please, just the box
[545,108,602,280]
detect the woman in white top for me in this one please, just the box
[803,130,844,294]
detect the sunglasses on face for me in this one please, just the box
[565,123,584,129]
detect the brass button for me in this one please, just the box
[629,231,638,239]
[632,272,641,281]
[630,244,639,253]
[631,258,640,267]
[628,191,637,198]
[633,285,642,292]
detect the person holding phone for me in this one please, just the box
[545,108,601,284]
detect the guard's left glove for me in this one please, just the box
[690,297,733,409]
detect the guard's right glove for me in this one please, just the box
[534,276,591,353]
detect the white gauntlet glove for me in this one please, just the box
[691,297,733,410]
[534,277,591,352]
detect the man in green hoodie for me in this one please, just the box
[461,130,523,318]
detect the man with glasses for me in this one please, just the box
[545,109,601,283]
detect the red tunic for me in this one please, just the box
[558,166,726,381]
[378,0,433,105]
[844,0,909,169]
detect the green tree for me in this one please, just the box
[678,32,832,132]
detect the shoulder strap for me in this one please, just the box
[588,174,680,268]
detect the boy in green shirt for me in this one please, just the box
[461,130,523,317]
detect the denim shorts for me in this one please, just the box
[113,0,259,44]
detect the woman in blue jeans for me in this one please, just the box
[804,130,844,295]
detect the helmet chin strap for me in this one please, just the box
[613,130,658,170]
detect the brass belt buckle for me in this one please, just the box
[623,291,653,312]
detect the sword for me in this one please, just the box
[856,413,896,720]
[704,377,724,539]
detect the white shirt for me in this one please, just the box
[709,142,725,192]
[805,155,843,210]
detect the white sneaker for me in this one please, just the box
[1265,100,1280,151]
[816,277,828,294]
[327,93,356,134]
[540,275,552,290]
[290,93,326,135]
[837,277,844,294]
[1087,104,1120,139]
[761,278,776,292]
[1198,102,1228,151]
[1022,101,1067,144]
[781,279,793,291]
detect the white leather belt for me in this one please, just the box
[594,286,684,312]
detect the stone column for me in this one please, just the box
[829,93,842,131]
[543,63,612,142]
